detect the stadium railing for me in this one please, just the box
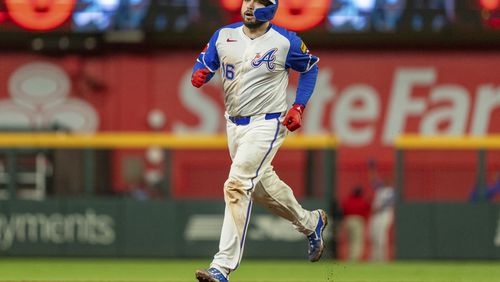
[394,135,500,202]
[0,132,338,204]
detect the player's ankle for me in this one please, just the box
[210,264,229,278]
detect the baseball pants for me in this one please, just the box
[210,113,320,275]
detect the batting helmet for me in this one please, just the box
[254,0,279,22]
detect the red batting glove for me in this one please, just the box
[191,69,211,88]
[282,104,305,132]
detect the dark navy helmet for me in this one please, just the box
[254,0,278,22]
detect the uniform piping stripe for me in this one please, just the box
[235,118,280,271]
[202,55,215,73]
[249,118,281,191]
[300,56,320,73]
[235,199,253,271]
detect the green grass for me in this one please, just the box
[0,259,499,282]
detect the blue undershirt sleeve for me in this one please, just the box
[285,32,319,107]
[294,65,318,106]
[192,30,221,83]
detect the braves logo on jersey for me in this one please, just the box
[251,48,278,71]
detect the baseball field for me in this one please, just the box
[0,259,499,282]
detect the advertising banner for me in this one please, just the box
[0,199,498,259]
[0,199,326,259]
[0,52,499,199]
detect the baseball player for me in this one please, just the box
[191,1,327,281]
[368,160,395,261]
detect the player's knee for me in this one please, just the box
[231,162,255,179]
[224,178,246,204]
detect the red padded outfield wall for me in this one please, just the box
[0,52,499,201]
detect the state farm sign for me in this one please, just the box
[303,52,500,152]
[299,67,500,147]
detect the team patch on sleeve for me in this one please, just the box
[300,41,308,54]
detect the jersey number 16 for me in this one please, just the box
[221,62,235,80]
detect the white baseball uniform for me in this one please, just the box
[369,185,395,261]
[193,22,320,276]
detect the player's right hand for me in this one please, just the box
[191,69,211,88]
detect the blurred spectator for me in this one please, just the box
[143,0,200,32]
[327,0,377,32]
[372,0,406,32]
[73,0,121,32]
[469,172,500,202]
[398,0,456,32]
[341,186,371,261]
[368,159,395,261]
[115,0,151,30]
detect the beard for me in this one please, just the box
[243,20,266,29]
[242,11,266,29]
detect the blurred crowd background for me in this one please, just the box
[1,0,500,50]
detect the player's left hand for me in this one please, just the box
[282,104,305,132]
